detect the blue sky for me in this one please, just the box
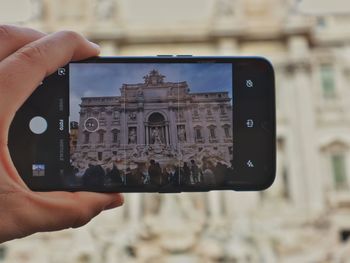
[69,63,233,121]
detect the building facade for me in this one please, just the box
[73,69,232,169]
[2,0,350,262]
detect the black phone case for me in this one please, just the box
[8,56,276,192]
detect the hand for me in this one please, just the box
[0,25,123,243]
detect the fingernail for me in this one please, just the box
[89,41,100,51]
[104,194,124,210]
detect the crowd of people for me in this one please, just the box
[69,158,234,188]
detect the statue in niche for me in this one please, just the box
[128,128,137,144]
[178,126,186,143]
[151,127,163,144]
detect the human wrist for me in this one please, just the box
[0,208,17,243]
[0,189,31,243]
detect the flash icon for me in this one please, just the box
[246,79,253,88]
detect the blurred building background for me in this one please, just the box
[1,0,350,262]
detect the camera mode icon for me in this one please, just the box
[58,68,66,76]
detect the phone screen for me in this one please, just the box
[68,62,233,189]
[9,56,275,192]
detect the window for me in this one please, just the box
[331,154,347,190]
[113,110,119,119]
[209,126,216,139]
[220,105,226,115]
[84,132,90,144]
[320,64,336,99]
[98,152,103,161]
[100,109,106,119]
[194,127,203,142]
[196,128,202,139]
[112,130,119,143]
[98,130,105,143]
[224,125,231,138]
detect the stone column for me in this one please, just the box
[128,193,142,225]
[120,109,127,145]
[215,107,225,143]
[165,124,170,145]
[137,110,144,145]
[77,110,86,147]
[202,114,210,144]
[346,152,350,186]
[145,124,149,145]
[283,70,307,208]
[292,63,323,212]
[286,35,324,213]
[208,191,221,221]
[161,126,165,145]
[169,108,177,146]
[186,102,195,143]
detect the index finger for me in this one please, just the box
[0,30,100,126]
[0,25,46,61]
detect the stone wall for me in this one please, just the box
[2,0,350,262]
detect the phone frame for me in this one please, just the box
[9,56,276,192]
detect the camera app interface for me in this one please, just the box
[69,63,233,189]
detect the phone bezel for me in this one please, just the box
[8,56,276,192]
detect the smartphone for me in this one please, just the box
[8,56,275,192]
